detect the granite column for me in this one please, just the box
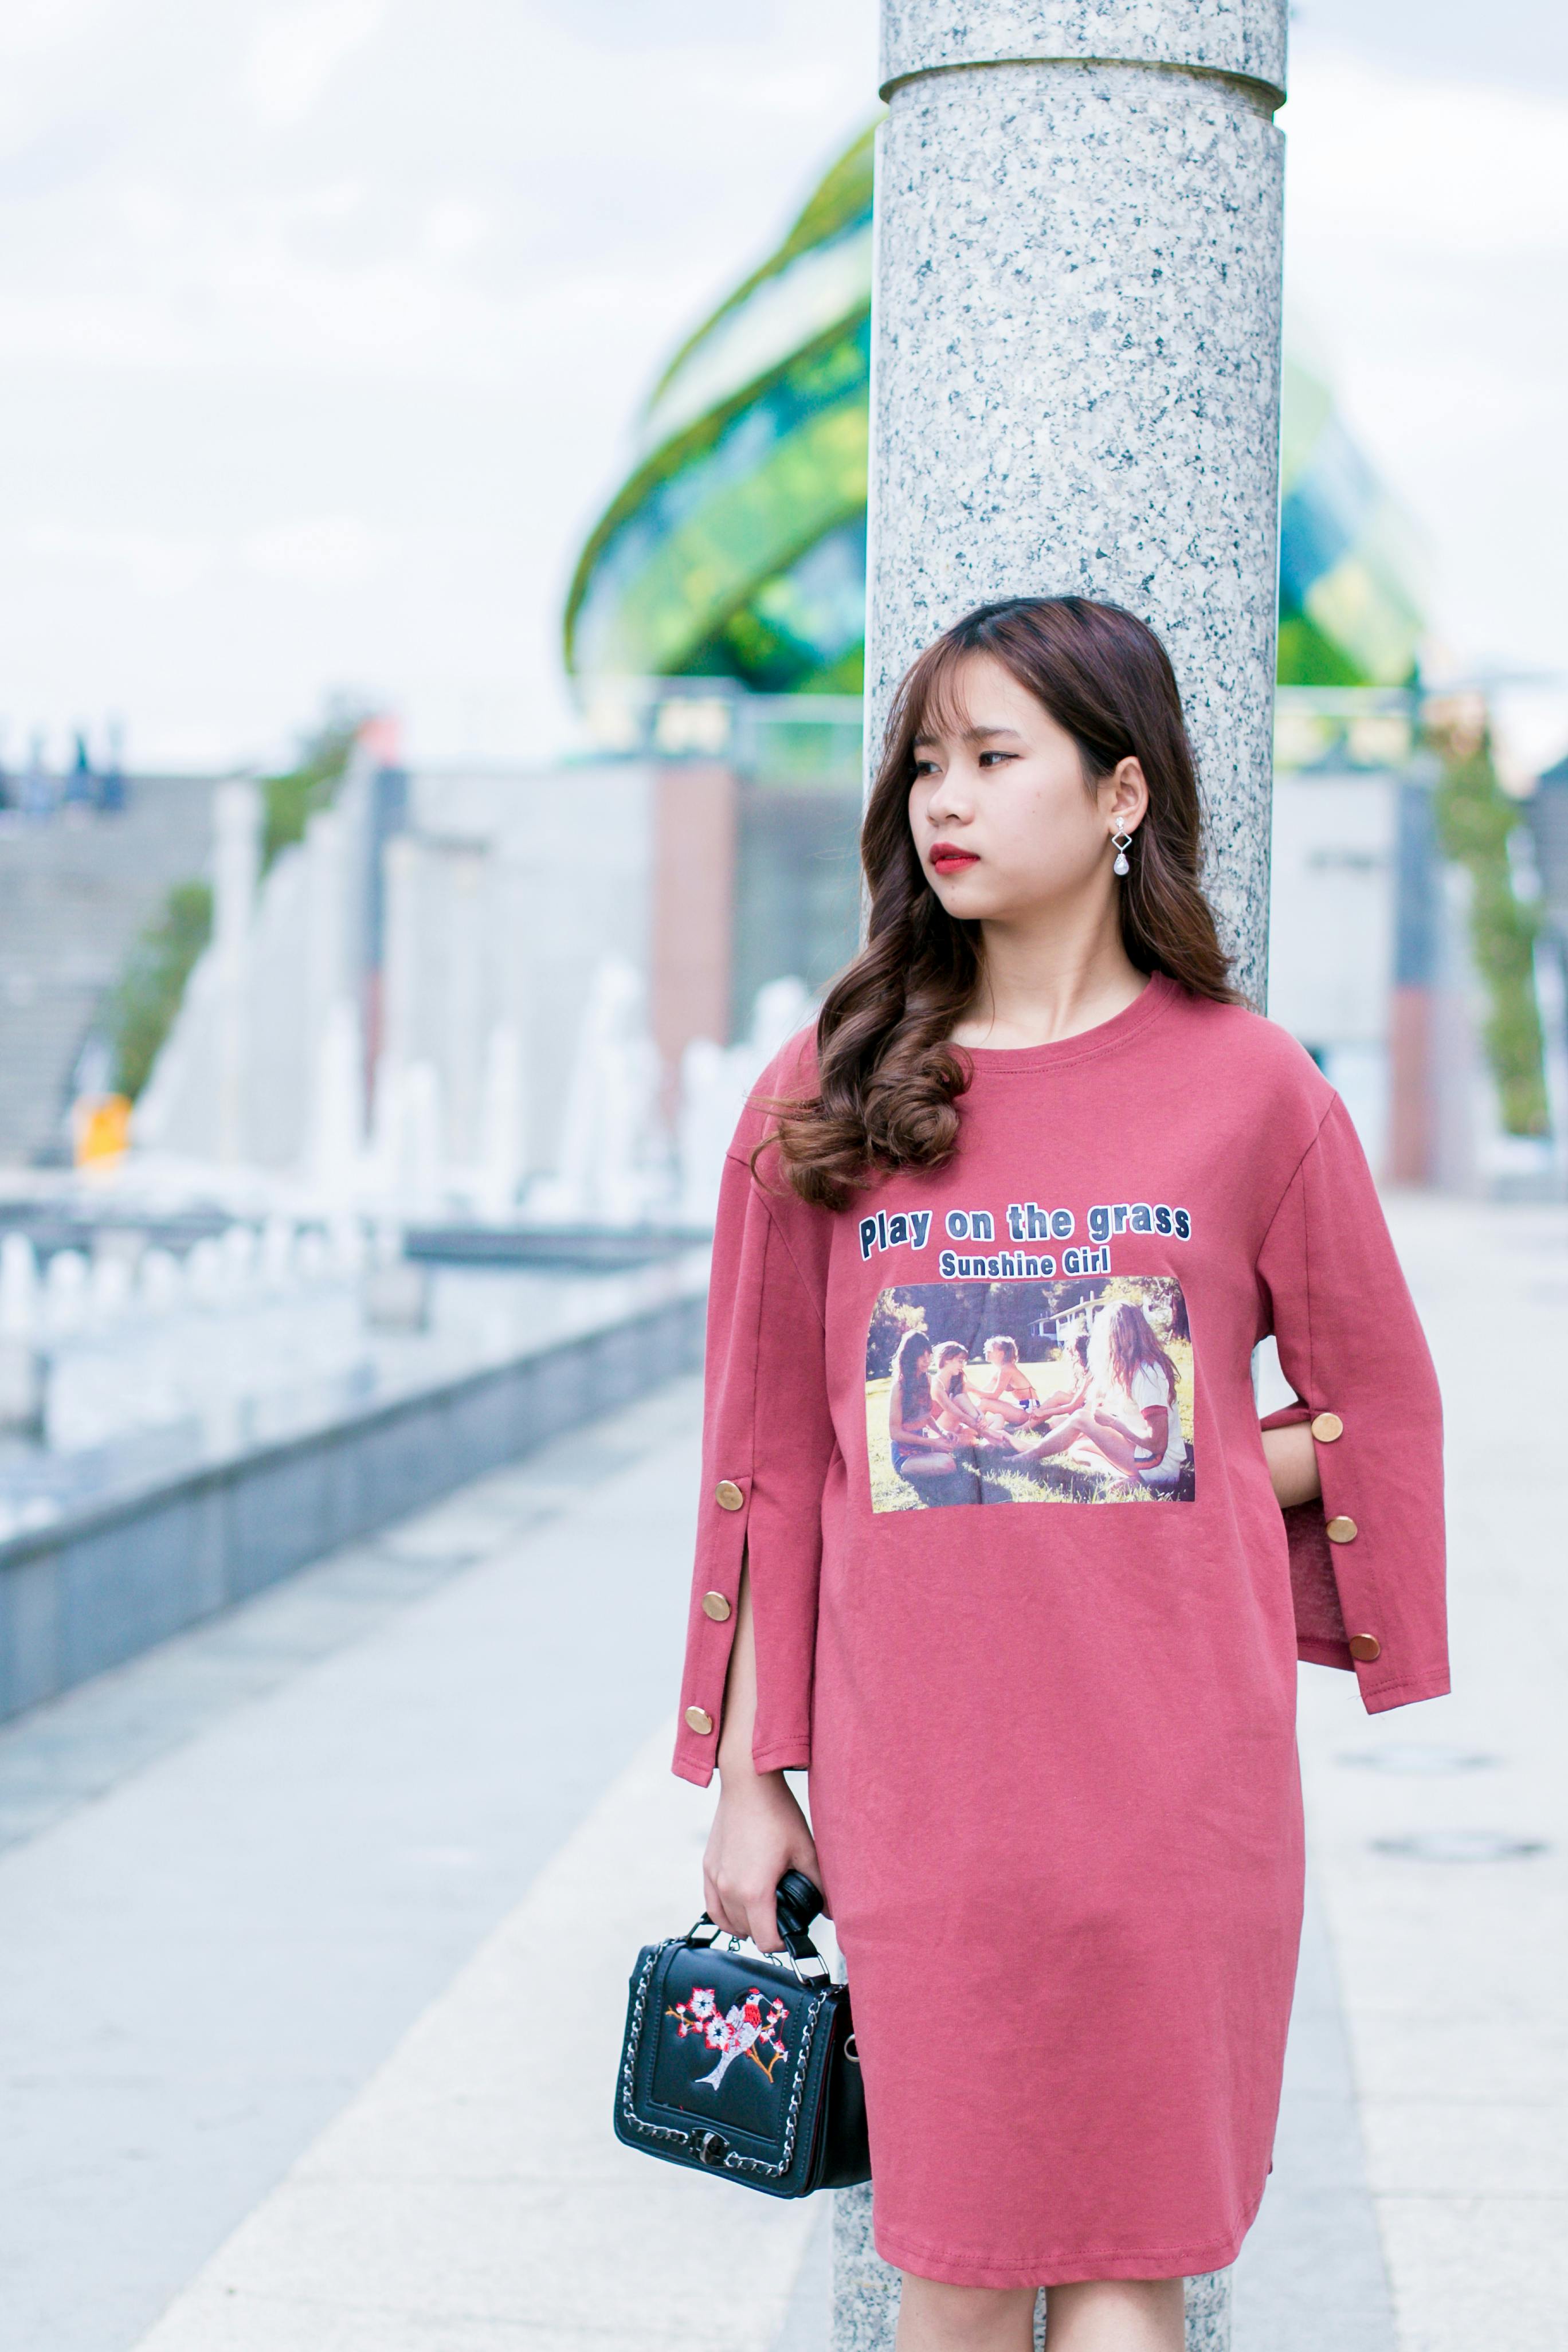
[836,5,1288,2344]
[863,0,1288,1006]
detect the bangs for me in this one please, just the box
[903,637,984,748]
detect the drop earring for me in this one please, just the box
[1111,832,1133,877]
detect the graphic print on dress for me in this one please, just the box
[667,1985,791,2090]
[868,1275,1195,1510]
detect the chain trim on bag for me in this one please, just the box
[619,1940,822,2179]
[723,2000,819,2178]
[619,1946,691,2149]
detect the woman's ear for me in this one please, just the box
[1106,756,1150,834]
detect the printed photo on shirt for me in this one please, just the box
[866,1276,1194,1510]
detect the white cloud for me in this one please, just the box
[0,0,111,61]
[0,0,880,766]
[417,198,488,263]
[23,523,212,598]
[1283,50,1568,258]
[246,0,389,128]
[1283,43,1568,675]
[28,9,1558,762]
[241,514,387,587]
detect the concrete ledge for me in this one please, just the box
[0,1288,707,1723]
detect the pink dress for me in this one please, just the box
[672,977,1447,2288]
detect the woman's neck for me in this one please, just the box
[949,908,1147,1049]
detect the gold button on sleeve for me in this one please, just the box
[714,1479,744,1511]
[1311,1412,1344,1443]
[684,1704,715,1735]
[1326,1514,1358,1544]
[1348,1633,1382,1662]
[701,1591,732,1622]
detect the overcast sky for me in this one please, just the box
[0,1,1562,773]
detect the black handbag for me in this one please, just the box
[613,1869,870,2198]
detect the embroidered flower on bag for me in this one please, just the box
[667,1986,791,2088]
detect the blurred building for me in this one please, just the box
[1268,693,1480,1187]
[1531,753,1568,958]
[131,716,843,1221]
[565,130,876,700]
[115,130,1548,1214]
[565,125,1424,706]
[558,124,1455,1186]
[135,742,656,1207]
[1528,752,1568,1163]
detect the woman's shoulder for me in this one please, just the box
[728,1026,820,1160]
[1162,987,1335,1116]
[754,1024,820,1104]
[720,1026,833,1263]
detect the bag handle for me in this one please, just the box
[687,1869,831,1982]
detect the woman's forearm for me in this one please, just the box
[1261,1420,1321,1508]
[889,1418,947,1453]
[716,1555,761,1779]
[704,1549,822,1947]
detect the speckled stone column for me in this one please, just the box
[864,0,1288,1004]
[833,7,1284,2342]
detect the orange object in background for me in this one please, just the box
[72,1092,131,1167]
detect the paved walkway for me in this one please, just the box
[1294,1197,1568,2352]
[0,1199,1560,2350]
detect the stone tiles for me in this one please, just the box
[1,1197,1562,2350]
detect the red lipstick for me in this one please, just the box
[930,842,979,875]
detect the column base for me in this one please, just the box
[830,2184,1233,2349]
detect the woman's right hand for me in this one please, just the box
[703,1769,821,1954]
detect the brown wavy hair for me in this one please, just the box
[769,595,1237,1210]
[1095,1302,1181,1410]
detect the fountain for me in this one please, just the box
[45,1249,89,1337]
[473,1022,527,1222]
[0,1232,40,1339]
[530,961,670,1228]
[306,999,366,1200]
[676,976,813,1226]
[0,1233,44,1436]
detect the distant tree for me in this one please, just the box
[1106,1273,1190,1340]
[867,1292,926,1379]
[879,1279,1112,1363]
[260,704,366,873]
[1433,723,1547,1138]
[107,880,214,1100]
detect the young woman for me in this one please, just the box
[969,1336,1091,1439]
[929,1342,1005,1449]
[675,597,1447,2352]
[886,1329,967,1500]
[963,1334,1050,1429]
[1017,1301,1187,1491]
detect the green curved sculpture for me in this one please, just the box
[566,127,1421,696]
[1277,352,1424,687]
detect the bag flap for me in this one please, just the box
[636,1941,828,2158]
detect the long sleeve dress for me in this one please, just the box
[671,975,1448,2289]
